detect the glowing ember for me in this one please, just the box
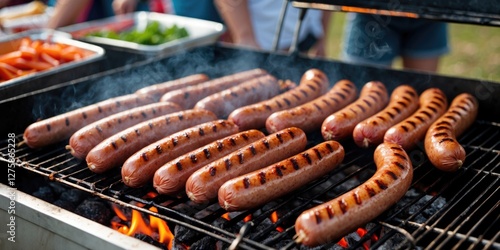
[269,211,284,233]
[243,214,252,222]
[338,237,349,248]
[110,204,174,249]
[221,212,231,221]
[356,227,370,250]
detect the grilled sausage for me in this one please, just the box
[294,142,413,247]
[122,120,240,188]
[67,102,183,159]
[228,68,330,131]
[353,85,419,148]
[160,68,268,109]
[424,93,478,172]
[135,74,210,101]
[321,81,389,141]
[153,130,266,195]
[86,109,217,173]
[266,79,357,133]
[193,75,282,118]
[384,88,448,150]
[23,94,155,148]
[219,141,344,211]
[185,127,308,204]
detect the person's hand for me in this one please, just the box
[112,0,139,15]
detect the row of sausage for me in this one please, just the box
[22,68,478,247]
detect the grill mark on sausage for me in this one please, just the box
[393,106,401,114]
[386,111,395,119]
[456,105,469,113]
[377,115,386,122]
[445,115,458,123]
[120,135,127,143]
[314,211,322,224]
[450,110,462,116]
[428,106,438,113]
[440,138,455,143]
[406,120,417,128]
[386,170,398,180]
[241,133,249,141]
[135,129,140,136]
[183,92,190,99]
[258,172,266,184]
[175,162,182,171]
[216,141,224,151]
[276,133,284,143]
[414,115,425,123]
[353,192,362,205]
[326,205,334,219]
[275,165,283,177]
[238,152,244,164]
[368,95,378,103]
[402,96,412,102]
[172,137,178,147]
[393,161,406,170]
[148,122,153,129]
[375,179,388,190]
[165,117,171,124]
[356,103,366,113]
[263,139,270,149]
[141,152,149,161]
[265,104,273,111]
[394,153,408,161]
[401,125,409,132]
[155,145,163,154]
[97,106,103,113]
[291,158,300,170]
[336,92,346,100]
[140,111,147,118]
[313,148,322,160]
[111,141,117,149]
[326,142,334,152]
[405,90,416,97]
[314,103,322,111]
[46,124,51,131]
[249,145,257,155]
[82,112,87,119]
[225,159,232,170]
[307,83,317,92]
[188,153,197,163]
[430,100,443,108]
[363,99,372,108]
[421,110,432,119]
[365,186,376,197]
[349,107,358,115]
[230,91,238,97]
[435,126,450,131]
[397,101,408,108]
[434,95,446,104]
[177,113,184,120]
[293,93,302,101]
[198,128,205,136]
[65,117,70,126]
[287,129,296,138]
[338,199,348,214]
[390,146,403,151]
[95,125,103,134]
[209,167,216,176]
[434,132,449,137]
[302,152,312,164]
[203,148,211,159]
[283,98,292,106]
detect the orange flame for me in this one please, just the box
[269,211,284,233]
[111,204,174,249]
[356,228,370,250]
[243,214,252,222]
[221,212,231,221]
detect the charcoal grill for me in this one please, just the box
[0,44,499,249]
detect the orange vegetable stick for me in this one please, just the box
[0,66,17,81]
[40,52,60,66]
[12,58,52,71]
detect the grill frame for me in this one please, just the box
[1,44,499,249]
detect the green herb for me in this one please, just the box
[86,21,189,45]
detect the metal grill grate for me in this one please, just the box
[1,120,499,249]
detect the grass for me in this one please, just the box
[324,13,500,82]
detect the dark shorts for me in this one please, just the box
[342,13,450,66]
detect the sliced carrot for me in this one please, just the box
[12,58,52,71]
[40,52,60,66]
[0,62,21,74]
[0,66,17,81]
[0,51,23,64]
